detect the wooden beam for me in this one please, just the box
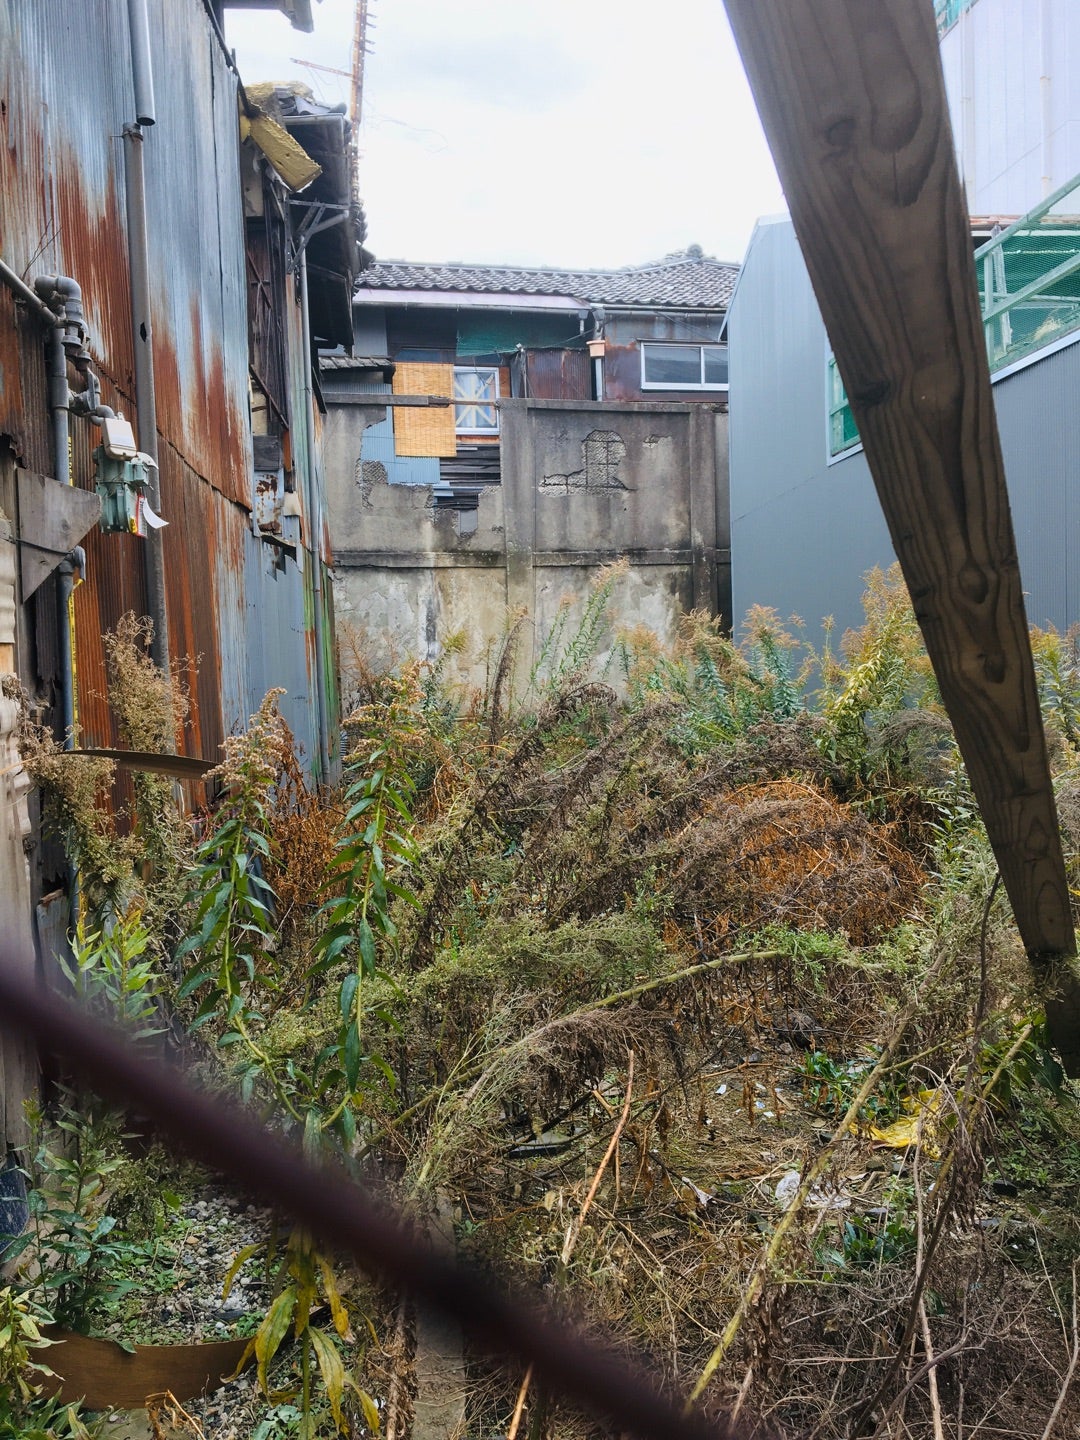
[723,0,1080,1069]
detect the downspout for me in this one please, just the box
[589,305,606,401]
[30,275,85,930]
[123,0,172,692]
[44,323,76,750]
[298,252,332,783]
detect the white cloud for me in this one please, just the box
[224,0,785,268]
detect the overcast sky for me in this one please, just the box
[224,0,786,270]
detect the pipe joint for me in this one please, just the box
[34,274,90,361]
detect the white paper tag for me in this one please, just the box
[140,498,168,530]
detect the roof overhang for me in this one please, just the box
[282,112,357,348]
[222,0,316,33]
[352,289,588,312]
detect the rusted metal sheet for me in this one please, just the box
[524,348,591,400]
[2,0,337,796]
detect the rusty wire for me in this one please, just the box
[0,951,754,1440]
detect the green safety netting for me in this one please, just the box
[829,173,1080,456]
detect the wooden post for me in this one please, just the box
[722,0,1080,1070]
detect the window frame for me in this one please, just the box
[453,365,501,435]
[639,342,729,392]
[826,354,862,461]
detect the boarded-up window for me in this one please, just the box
[392,363,457,457]
[522,348,591,400]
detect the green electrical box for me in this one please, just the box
[91,415,164,536]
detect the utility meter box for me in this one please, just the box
[93,445,158,534]
[101,415,138,459]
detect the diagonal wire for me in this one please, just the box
[0,951,756,1440]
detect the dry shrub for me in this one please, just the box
[102,612,187,752]
[102,613,191,913]
[673,779,924,944]
[18,716,137,912]
[264,746,341,954]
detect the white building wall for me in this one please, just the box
[940,0,1080,215]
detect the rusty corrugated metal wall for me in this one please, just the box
[523,348,591,400]
[1,1,332,776]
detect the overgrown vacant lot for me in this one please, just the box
[7,567,1080,1440]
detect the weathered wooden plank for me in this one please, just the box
[722,0,1080,1069]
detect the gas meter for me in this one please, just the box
[92,415,163,535]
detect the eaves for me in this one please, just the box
[352,289,588,312]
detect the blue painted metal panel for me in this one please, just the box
[361,414,442,486]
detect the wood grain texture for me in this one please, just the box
[722,0,1080,1067]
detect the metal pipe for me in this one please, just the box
[122,123,172,694]
[298,250,332,784]
[126,0,156,127]
[45,323,79,930]
[0,257,61,326]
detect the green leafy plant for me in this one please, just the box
[58,909,165,1041]
[0,1285,58,1411]
[308,711,420,1144]
[0,1283,91,1439]
[800,1051,901,1126]
[230,1229,380,1439]
[11,1100,142,1333]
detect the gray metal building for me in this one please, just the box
[728,214,1080,641]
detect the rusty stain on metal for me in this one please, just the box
[0,1,330,778]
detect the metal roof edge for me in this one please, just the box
[723,213,793,323]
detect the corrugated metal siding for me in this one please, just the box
[2,0,334,779]
[524,348,591,400]
[729,215,1080,637]
[361,415,441,486]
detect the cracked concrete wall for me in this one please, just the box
[324,398,729,692]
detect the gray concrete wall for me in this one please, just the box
[325,398,730,695]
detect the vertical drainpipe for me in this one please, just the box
[43,316,81,928]
[124,0,172,695]
[44,324,76,750]
[298,252,332,783]
[590,306,605,401]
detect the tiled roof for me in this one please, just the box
[355,246,738,309]
[320,355,392,370]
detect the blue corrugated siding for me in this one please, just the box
[361,413,441,486]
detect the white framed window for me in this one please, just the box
[640,342,728,391]
[453,366,500,433]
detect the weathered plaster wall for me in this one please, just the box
[325,398,730,693]
[0,477,36,1148]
